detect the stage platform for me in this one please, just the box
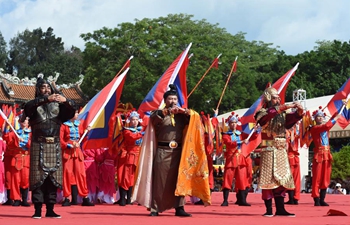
[0,192,349,225]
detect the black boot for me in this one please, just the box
[118,188,127,206]
[263,199,273,217]
[32,203,42,219]
[274,197,295,217]
[220,188,229,206]
[126,187,133,205]
[71,185,78,205]
[62,198,71,206]
[238,190,251,206]
[82,197,95,206]
[285,190,295,204]
[175,206,192,217]
[234,191,240,205]
[194,199,204,205]
[2,190,13,205]
[319,189,329,206]
[12,199,21,206]
[45,203,61,218]
[21,188,30,207]
[314,197,320,206]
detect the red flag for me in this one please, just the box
[232,60,237,73]
[212,58,219,69]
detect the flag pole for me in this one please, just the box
[188,53,222,98]
[216,56,238,110]
[116,56,133,77]
[0,109,20,139]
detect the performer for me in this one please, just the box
[0,130,7,204]
[83,148,102,203]
[98,148,118,204]
[116,111,143,206]
[23,75,75,219]
[2,130,13,206]
[254,87,303,217]
[285,126,300,205]
[133,84,210,217]
[60,110,94,207]
[221,112,250,207]
[3,116,31,206]
[309,107,339,206]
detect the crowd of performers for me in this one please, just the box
[0,79,345,219]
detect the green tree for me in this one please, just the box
[331,146,350,180]
[7,27,83,84]
[0,31,7,70]
[80,14,281,113]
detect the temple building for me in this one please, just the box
[0,69,88,108]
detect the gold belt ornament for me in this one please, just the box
[169,140,178,149]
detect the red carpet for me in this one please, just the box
[0,192,349,225]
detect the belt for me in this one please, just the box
[158,141,182,149]
[35,136,60,143]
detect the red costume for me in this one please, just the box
[116,126,142,205]
[60,120,94,206]
[3,127,31,206]
[83,148,102,202]
[0,137,7,203]
[98,149,118,203]
[309,118,335,205]
[286,128,300,204]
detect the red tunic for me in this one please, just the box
[222,131,248,190]
[309,119,335,198]
[117,127,143,190]
[3,129,31,200]
[60,120,89,197]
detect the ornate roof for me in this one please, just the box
[0,69,88,106]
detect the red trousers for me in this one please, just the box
[290,163,301,200]
[222,166,247,190]
[207,154,214,190]
[3,155,11,190]
[10,155,30,200]
[62,154,89,197]
[311,159,331,198]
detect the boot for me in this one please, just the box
[319,189,329,206]
[285,190,295,204]
[194,199,204,205]
[118,188,126,206]
[2,190,13,205]
[71,185,78,205]
[21,188,30,207]
[234,192,240,205]
[294,199,298,205]
[220,188,229,206]
[32,203,42,219]
[62,198,71,206]
[175,206,192,217]
[274,197,295,217]
[263,199,273,217]
[313,197,320,206]
[45,203,61,218]
[126,187,133,205]
[82,197,95,206]
[238,190,251,206]
[12,200,21,206]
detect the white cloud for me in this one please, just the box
[1,0,350,55]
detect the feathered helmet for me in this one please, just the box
[35,73,54,97]
[263,87,278,103]
[126,110,142,124]
[312,106,327,119]
[163,84,178,100]
[225,111,241,126]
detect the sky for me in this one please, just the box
[0,0,349,55]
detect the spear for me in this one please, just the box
[216,56,238,110]
[187,53,222,98]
